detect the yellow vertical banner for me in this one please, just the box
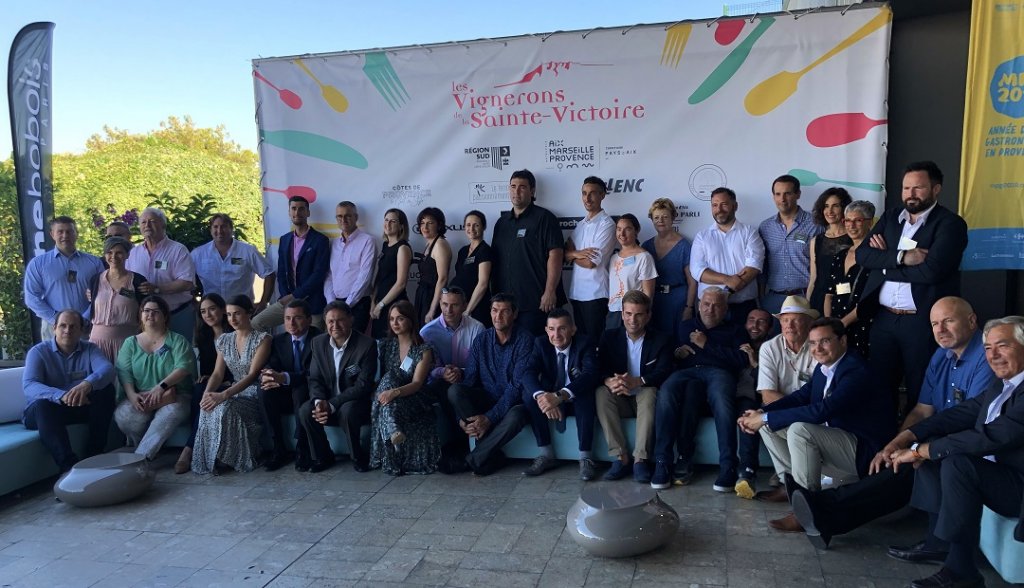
[960,1,1024,270]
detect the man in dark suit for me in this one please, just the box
[260,300,322,471]
[887,316,1024,588]
[738,317,895,532]
[856,161,968,413]
[297,300,377,472]
[595,290,674,483]
[252,195,330,332]
[521,308,600,480]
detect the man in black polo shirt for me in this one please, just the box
[491,169,567,337]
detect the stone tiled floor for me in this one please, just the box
[0,455,1014,587]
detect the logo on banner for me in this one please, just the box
[470,181,509,204]
[495,61,613,88]
[544,139,597,171]
[676,204,701,221]
[603,145,638,160]
[381,184,432,207]
[606,178,645,194]
[557,216,585,231]
[689,164,727,201]
[465,146,511,170]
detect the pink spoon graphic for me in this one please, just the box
[253,70,303,110]
[262,185,317,203]
[715,19,745,45]
[806,113,888,148]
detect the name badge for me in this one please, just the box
[344,364,360,377]
[798,371,811,383]
[69,371,86,380]
[516,229,526,238]
[230,257,243,266]
[622,256,636,266]
[465,256,475,264]
[835,282,852,295]
[793,233,808,244]
[897,236,918,251]
[118,287,134,298]
[400,356,414,372]
[154,260,166,270]
[67,270,77,284]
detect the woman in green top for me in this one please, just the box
[114,296,197,461]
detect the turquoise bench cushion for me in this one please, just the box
[980,506,1024,584]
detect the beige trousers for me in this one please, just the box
[759,421,860,491]
[595,385,657,460]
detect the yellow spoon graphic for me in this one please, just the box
[293,59,349,113]
[744,8,891,116]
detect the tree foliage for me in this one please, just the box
[0,116,264,358]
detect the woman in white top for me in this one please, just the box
[606,213,657,328]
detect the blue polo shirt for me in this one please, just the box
[917,331,994,412]
[758,207,823,293]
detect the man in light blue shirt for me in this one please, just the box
[22,309,116,472]
[758,175,823,314]
[23,217,105,340]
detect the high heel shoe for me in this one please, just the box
[174,447,192,474]
[390,431,406,446]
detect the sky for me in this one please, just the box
[2,0,728,157]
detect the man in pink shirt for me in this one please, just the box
[126,207,196,340]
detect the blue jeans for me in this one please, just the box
[654,367,738,472]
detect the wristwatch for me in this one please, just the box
[910,442,922,459]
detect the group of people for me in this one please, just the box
[18,160,1023,588]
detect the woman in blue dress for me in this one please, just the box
[641,198,697,332]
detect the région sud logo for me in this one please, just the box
[450,60,646,129]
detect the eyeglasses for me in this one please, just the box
[843,218,868,225]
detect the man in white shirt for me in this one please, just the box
[564,176,616,339]
[689,187,765,324]
[759,295,819,406]
[323,201,376,334]
[191,213,275,313]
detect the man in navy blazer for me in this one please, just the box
[595,290,674,483]
[252,196,330,332]
[888,316,1024,588]
[521,308,600,481]
[259,299,322,471]
[738,317,895,530]
[856,161,968,413]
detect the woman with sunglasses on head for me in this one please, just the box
[806,187,853,315]
[824,200,876,357]
[88,236,147,363]
[114,295,196,463]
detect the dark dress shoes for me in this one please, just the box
[909,567,984,588]
[887,540,949,564]
[352,460,370,473]
[263,452,292,472]
[755,486,790,503]
[790,488,831,550]
[310,456,336,473]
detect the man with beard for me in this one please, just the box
[689,187,765,324]
[857,162,968,413]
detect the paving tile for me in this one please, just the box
[177,567,271,586]
[403,549,468,586]
[583,559,636,586]
[361,546,425,582]
[538,555,592,587]
[205,539,313,575]
[90,563,196,588]
[10,557,122,588]
[447,567,541,588]
[470,523,525,553]
[136,533,244,569]
[458,551,549,574]
[262,575,315,588]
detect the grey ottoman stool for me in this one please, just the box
[54,452,155,507]
[567,483,679,557]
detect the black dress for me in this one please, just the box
[450,241,493,327]
[372,239,411,338]
[414,237,441,323]
[826,249,871,357]
[809,233,853,314]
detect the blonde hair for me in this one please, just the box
[648,198,677,220]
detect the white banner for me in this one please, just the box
[253,6,891,289]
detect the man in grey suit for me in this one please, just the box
[297,300,377,473]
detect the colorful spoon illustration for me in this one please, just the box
[293,59,349,113]
[260,129,368,169]
[806,113,888,148]
[689,17,774,105]
[253,70,302,110]
[744,8,891,116]
[715,19,745,45]
[660,23,692,68]
[262,185,317,203]
[788,168,883,192]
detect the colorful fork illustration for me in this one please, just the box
[660,23,692,68]
[363,52,410,110]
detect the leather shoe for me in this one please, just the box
[887,540,949,564]
[790,488,830,549]
[579,458,597,481]
[755,486,789,503]
[768,512,804,533]
[352,460,370,473]
[294,456,311,472]
[309,456,336,473]
[909,567,984,588]
[523,455,557,476]
[263,452,291,472]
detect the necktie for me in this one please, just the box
[292,339,302,372]
[984,381,1016,462]
[555,352,567,433]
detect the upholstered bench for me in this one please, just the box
[980,506,1024,583]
